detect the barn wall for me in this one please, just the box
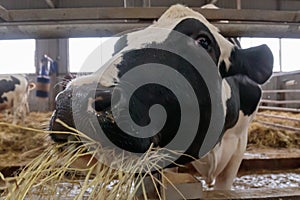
[262,76,279,105]
[262,72,300,108]
[277,72,300,108]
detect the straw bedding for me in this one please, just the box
[0,110,299,199]
[0,113,183,199]
[248,111,300,149]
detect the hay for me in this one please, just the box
[0,109,299,199]
[248,111,300,149]
[0,119,186,200]
[0,112,51,168]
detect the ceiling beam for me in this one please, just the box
[0,7,299,39]
[0,5,9,21]
[0,21,299,39]
[3,7,300,23]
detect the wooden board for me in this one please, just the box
[161,170,203,200]
[0,8,299,39]
[4,8,300,23]
[202,187,300,200]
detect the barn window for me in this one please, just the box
[281,38,300,72]
[240,37,280,72]
[241,37,300,72]
[0,39,35,74]
[69,37,119,73]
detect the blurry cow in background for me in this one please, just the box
[0,75,35,124]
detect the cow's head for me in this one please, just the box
[49,5,273,166]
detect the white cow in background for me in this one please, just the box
[0,74,35,123]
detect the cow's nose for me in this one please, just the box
[49,89,75,141]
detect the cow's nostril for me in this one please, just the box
[92,97,110,112]
[87,90,112,115]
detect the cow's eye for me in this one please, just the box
[196,37,211,49]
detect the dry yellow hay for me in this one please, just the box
[0,110,299,199]
[0,119,187,200]
[0,112,51,168]
[248,111,300,149]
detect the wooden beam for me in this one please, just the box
[202,187,300,200]
[0,21,149,39]
[0,21,300,39]
[260,99,300,104]
[0,5,9,21]
[256,113,300,122]
[0,8,299,39]
[263,89,300,93]
[216,22,300,38]
[259,106,300,112]
[8,7,165,22]
[4,8,300,23]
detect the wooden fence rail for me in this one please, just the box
[262,89,300,93]
[254,119,300,132]
[259,106,300,113]
[256,113,300,122]
[260,99,300,104]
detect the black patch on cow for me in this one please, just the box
[222,45,273,84]
[225,75,261,118]
[172,18,221,65]
[219,60,227,79]
[49,89,75,143]
[237,76,262,116]
[216,75,261,143]
[97,48,212,164]
[0,76,20,104]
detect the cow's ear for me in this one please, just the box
[225,44,274,84]
[28,83,36,90]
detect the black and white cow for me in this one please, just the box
[49,4,273,190]
[0,75,35,123]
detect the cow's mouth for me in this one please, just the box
[49,84,156,154]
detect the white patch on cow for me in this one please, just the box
[124,4,234,72]
[68,74,99,87]
[0,75,32,123]
[215,36,234,71]
[201,3,220,9]
[221,79,231,117]
[69,67,119,88]
[99,57,121,87]
[96,4,236,86]
[157,4,235,72]
[193,111,256,190]
[125,27,172,51]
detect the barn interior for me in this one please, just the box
[0,0,299,199]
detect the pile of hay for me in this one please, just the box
[0,112,51,168]
[1,109,299,199]
[248,111,300,148]
[0,120,184,200]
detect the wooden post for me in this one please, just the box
[161,168,203,200]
